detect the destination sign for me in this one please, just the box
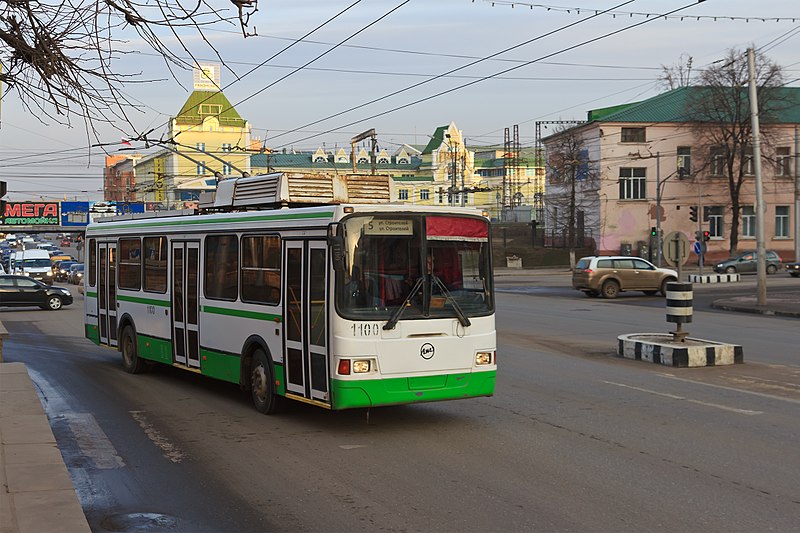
[363,218,413,236]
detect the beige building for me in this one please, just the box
[543,87,799,262]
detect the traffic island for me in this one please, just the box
[617,333,743,367]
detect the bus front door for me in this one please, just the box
[171,241,200,369]
[284,240,329,404]
[97,242,117,347]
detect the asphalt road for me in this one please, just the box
[1,278,798,532]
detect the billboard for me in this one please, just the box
[61,201,90,227]
[2,202,60,226]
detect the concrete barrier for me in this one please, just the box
[689,273,740,283]
[618,333,744,367]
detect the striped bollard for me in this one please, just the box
[666,281,692,342]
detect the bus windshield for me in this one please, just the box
[336,214,493,321]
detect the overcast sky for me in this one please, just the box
[1,0,797,201]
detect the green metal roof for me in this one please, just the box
[587,86,800,124]
[250,153,421,171]
[421,126,448,154]
[175,91,246,127]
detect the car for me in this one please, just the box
[61,239,72,247]
[0,275,73,310]
[786,261,800,277]
[572,255,678,299]
[712,250,782,274]
[54,261,77,282]
[68,263,85,285]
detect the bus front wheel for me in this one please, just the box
[120,326,146,374]
[250,349,282,414]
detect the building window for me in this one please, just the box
[378,157,389,164]
[398,189,409,201]
[313,156,327,163]
[776,147,791,177]
[221,143,232,153]
[775,206,790,238]
[398,157,409,165]
[420,189,430,201]
[677,146,691,177]
[197,161,206,175]
[708,206,724,238]
[744,146,754,176]
[618,167,646,200]
[199,104,222,115]
[357,157,368,164]
[620,127,646,143]
[742,206,756,238]
[223,162,232,175]
[710,147,725,176]
[196,142,206,152]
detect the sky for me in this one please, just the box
[0,0,798,202]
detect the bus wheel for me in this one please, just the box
[120,326,146,374]
[250,349,281,414]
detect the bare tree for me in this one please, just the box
[658,52,693,90]
[686,47,786,254]
[545,125,600,267]
[0,0,257,136]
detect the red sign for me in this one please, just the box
[3,202,61,225]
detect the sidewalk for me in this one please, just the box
[0,362,90,533]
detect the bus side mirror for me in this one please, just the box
[327,223,345,272]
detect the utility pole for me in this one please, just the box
[794,125,799,262]
[748,47,767,306]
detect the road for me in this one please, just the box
[1,275,798,532]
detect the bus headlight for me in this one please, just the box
[352,360,371,373]
[475,351,494,365]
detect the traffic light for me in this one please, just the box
[702,206,711,222]
[703,230,711,242]
[689,205,698,222]
[650,227,657,237]
[0,180,6,222]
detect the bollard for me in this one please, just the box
[665,281,692,342]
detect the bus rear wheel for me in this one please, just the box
[120,325,146,374]
[250,349,282,414]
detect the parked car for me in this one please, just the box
[712,250,782,274]
[572,256,678,299]
[0,275,73,310]
[785,261,800,277]
[68,263,85,285]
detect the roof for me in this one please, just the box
[586,86,800,124]
[174,91,246,127]
[421,126,448,154]
[250,152,421,171]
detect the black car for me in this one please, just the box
[0,275,73,310]
[786,261,800,278]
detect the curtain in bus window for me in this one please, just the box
[426,216,488,241]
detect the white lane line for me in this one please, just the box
[130,411,185,463]
[603,381,763,415]
[658,373,800,406]
[64,413,127,469]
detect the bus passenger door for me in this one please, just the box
[171,241,201,369]
[97,242,117,347]
[284,240,329,403]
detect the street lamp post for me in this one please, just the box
[655,152,683,267]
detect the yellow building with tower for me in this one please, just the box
[135,63,251,207]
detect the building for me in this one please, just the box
[104,155,141,202]
[542,87,799,261]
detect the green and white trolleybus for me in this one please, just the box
[83,173,496,413]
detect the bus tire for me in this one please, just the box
[250,349,282,414]
[120,325,146,374]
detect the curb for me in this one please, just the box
[617,333,744,368]
[689,273,740,283]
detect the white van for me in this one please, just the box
[11,249,55,284]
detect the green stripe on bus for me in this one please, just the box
[199,348,241,384]
[87,210,335,232]
[137,334,173,364]
[86,291,98,298]
[85,324,99,344]
[117,294,171,307]
[330,370,496,410]
[202,305,282,322]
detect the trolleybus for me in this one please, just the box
[83,173,496,413]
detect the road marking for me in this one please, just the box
[130,411,185,463]
[339,444,367,450]
[658,373,800,406]
[603,381,763,415]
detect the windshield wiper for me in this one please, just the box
[383,277,423,331]
[431,275,471,328]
